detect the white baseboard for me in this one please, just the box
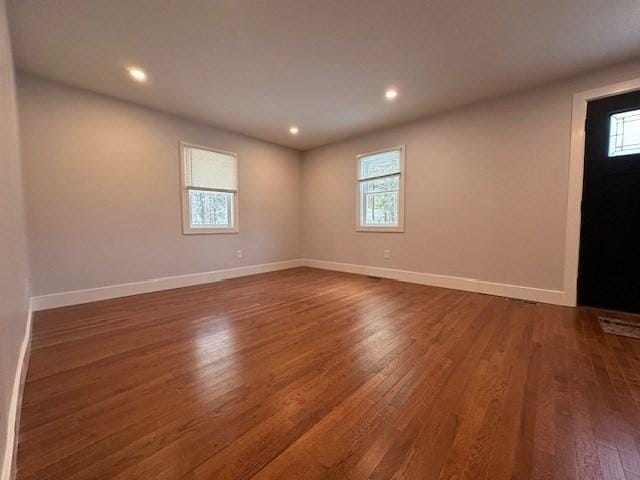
[30,259,304,311]
[30,256,570,311]
[303,259,569,306]
[1,306,32,480]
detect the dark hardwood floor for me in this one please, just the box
[16,267,640,479]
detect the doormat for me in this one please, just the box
[599,316,640,340]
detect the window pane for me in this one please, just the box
[189,190,233,227]
[360,178,399,226]
[359,149,401,180]
[184,146,237,190]
[609,109,640,157]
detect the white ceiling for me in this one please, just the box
[7,0,640,150]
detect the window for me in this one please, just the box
[609,109,640,157]
[356,146,405,232]
[180,142,238,234]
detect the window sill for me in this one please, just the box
[183,227,239,235]
[356,226,404,233]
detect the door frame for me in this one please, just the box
[564,77,640,306]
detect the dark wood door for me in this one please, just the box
[578,89,640,313]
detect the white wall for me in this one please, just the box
[17,74,303,297]
[302,59,640,294]
[0,0,30,478]
[14,48,640,305]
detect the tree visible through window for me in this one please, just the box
[189,190,232,226]
[357,147,405,231]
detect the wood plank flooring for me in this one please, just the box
[16,267,640,479]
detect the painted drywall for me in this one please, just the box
[302,59,640,292]
[0,0,30,477]
[17,74,303,296]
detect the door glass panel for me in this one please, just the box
[609,109,640,157]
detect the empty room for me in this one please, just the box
[3,1,640,479]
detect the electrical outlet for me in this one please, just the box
[383,249,391,260]
[236,249,243,259]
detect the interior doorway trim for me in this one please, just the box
[564,76,640,306]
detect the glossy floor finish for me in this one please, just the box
[17,268,640,479]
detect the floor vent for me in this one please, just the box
[506,297,537,305]
[599,316,640,340]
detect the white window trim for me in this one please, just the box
[180,141,239,234]
[355,145,406,233]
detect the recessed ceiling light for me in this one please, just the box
[385,88,398,100]
[127,67,147,82]
[289,126,299,135]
